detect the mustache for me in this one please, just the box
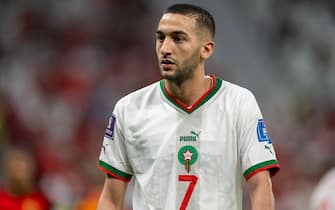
[159,57,175,64]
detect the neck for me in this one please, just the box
[164,73,213,106]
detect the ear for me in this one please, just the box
[200,41,215,60]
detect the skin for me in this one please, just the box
[5,148,36,195]
[97,13,275,210]
[155,13,215,106]
[96,175,128,210]
[247,170,275,210]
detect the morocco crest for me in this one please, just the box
[178,145,198,173]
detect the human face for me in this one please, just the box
[6,149,36,188]
[156,13,202,83]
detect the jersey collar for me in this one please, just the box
[160,75,222,113]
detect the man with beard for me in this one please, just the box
[97,3,280,210]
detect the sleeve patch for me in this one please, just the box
[105,114,116,140]
[257,119,272,144]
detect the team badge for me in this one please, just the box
[105,114,116,140]
[257,119,272,144]
[178,145,198,173]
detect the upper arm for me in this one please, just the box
[97,175,129,210]
[247,170,275,210]
[247,170,272,192]
[237,89,280,180]
[98,102,133,181]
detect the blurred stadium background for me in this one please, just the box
[0,0,334,209]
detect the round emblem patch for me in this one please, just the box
[178,145,198,165]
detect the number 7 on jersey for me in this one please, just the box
[178,175,198,210]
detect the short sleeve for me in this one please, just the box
[237,90,280,181]
[97,100,133,182]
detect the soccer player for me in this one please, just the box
[96,3,280,210]
[310,167,335,210]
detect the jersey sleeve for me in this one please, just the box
[97,99,133,182]
[237,89,280,181]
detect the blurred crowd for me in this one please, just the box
[240,0,335,209]
[0,0,158,209]
[0,0,334,210]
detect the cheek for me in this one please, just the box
[155,41,162,53]
[182,44,199,55]
[183,48,201,61]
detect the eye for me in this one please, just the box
[156,34,165,42]
[173,36,185,42]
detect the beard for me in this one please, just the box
[160,49,200,85]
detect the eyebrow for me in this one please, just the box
[156,30,189,36]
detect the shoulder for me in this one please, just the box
[314,168,335,190]
[115,81,161,110]
[218,78,256,102]
[214,77,260,117]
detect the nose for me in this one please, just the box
[159,38,172,57]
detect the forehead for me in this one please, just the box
[157,13,197,34]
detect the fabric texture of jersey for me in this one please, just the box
[98,75,280,210]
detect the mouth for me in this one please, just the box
[160,59,175,69]
[160,59,175,65]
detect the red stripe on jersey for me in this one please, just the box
[245,164,280,181]
[97,165,131,182]
[163,75,217,113]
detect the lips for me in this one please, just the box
[161,59,175,64]
[160,59,175,70]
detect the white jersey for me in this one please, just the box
[98,75,280,210]
[310,168,335,210]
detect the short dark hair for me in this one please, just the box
[165,4,215,38]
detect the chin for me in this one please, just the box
[161,69,173,77]
[161,73,186,85]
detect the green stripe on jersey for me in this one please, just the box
[243,159,279,178]
[99,160,132,180]
[197,77,222,109]
[160,76,222,113]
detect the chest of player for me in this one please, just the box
[123,106,239,176]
